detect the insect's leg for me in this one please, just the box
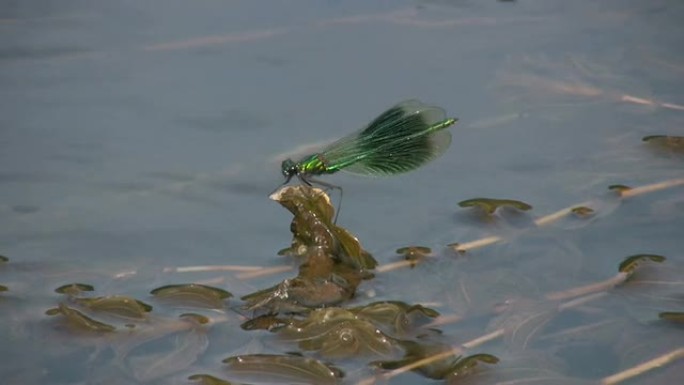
[300,176,343,224]
[270,175,293,196]
[299,176,313,186]
[270,181,285,196]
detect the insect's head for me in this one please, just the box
[281,158,298,182]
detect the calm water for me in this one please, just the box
[1,1,683,384]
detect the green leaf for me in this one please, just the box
[352,301,439,335]
[571,206,594,217]
[272,185,376,270]
[448,353,500,377]
[222,354,343,385]
[277,307,399,358]
[333,227,378,269]
[396,246,432,265]
[151,283,232,309]
[75,295,152,320]
[659,312,684,324]
[180,313,210,325]
[242,276,353,313]
[458,198,532,214]
[54,283,95,295]
[608,184,632,195]
[240,314,290,331]
[371,341,457,379]
[642,135,684,152]
[618,254,666,275]
[188,374,236,385]
[45,303,116,332]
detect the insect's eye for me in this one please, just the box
[281,159,296,176]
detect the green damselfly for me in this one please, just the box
[279,99,458,219]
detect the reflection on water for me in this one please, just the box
[1,0,684,384]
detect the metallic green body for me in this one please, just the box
[298,154,338,175]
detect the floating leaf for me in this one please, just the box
[373,342,498,380]
[333,226,377,269]
[447,354,499,378]
[272,185,335,224]
[458,198,532,214]
[223,353,343,385]
[371,341,458,380]
[396,246,432,256]
[659,312,684,324]
[45,303,116,332]
[444,352,578,385]
[278,308,399,358]
[298,318,396,358]
[241,282,305,314]
[447,242,466,255]
[241,314,290,331]
[180,313,210,325]
[354,301,440,320]
[188,374,236,385]
[75,295,152,320]
[618,254,666,275]
[352,301,439,335]
[242,276,353,313]
[272,185,376,270]
[263,186,376,314]
[643,135,684,152]
[151,283,232,309]
[571,206,594,217]
[608,184,632,195]
[54,283,95,295]
[396,246,432,267]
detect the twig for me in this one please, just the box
[163,265,263,273]
[601,347,684,385]
[545,273,627,301]
[236,265,294,280]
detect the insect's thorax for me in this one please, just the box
[297,153,337,175]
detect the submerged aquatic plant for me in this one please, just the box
[244,186,377,313]
[272,185,376,269]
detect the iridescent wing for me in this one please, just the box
[318,100,456,176]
